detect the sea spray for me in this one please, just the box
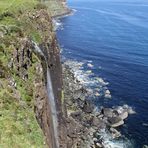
[96,129,134,148]
[64,59,111,99]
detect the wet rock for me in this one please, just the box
[104,90,111,98]
[102,108,113,118]
[115,106,125,114]
[82,100,94,113]
[95,142,103,148]
[110,128,121,139]
[89,127,96,136]
[95,92,100,97]
[93,137,98,142]
[118,111,128,120]
[108,117,124,127]
[91,116,101,127]
[123,104,136,114]
[96,114,104,119]
[87,63,94,68]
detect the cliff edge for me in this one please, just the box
[0,0,69,147]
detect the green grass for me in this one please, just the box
[0,46,45,146]
[0,0,46,147]
[0,0,38,14]
[0,0,67,147]
[0,90,45,148]
[43,1,66,16]
[0,0,44,43]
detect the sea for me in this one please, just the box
[56,0,148,147]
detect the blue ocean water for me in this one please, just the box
[57,0,148,147]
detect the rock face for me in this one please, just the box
[12,38,32,79]
[30,10,67,147]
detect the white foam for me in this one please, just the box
[113,105,136,115]
[87,63,94,68]
[64,60,111,98]
[105,90,111,99]
[97,129,134,148]
[123,104,136,114]
[52,19,63,30]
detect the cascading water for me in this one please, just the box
[32,41,59,148]
[47,68,59,148]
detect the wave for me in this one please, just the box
[64,59,111,99]
[52,19,63,30]
[97,129,134,148]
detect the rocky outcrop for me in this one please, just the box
[12,38,32,79]
[62,63,135,147]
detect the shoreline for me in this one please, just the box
[55,4,136,148]
[62,60,135,148]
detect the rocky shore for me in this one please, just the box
[63,62,135,148]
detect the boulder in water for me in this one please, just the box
[108,117,124,127]
[110,128,121,139]
[118,111,128,120]
[102,108,113,118]
[87,63,94,68]
[104,90,111,98]
[95,142,103,148]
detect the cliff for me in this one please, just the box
[0,1,133,148]
[0,0,69,147]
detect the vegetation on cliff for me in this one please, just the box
[0,0,68,147]
[0,1,45,147]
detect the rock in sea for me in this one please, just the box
[108,117,124,127]
[102,108,113,118]
[118,111,128,120]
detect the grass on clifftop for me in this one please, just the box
[0,0,67,147]
[0,0,38,14]
[0,0,46,147]
[0,0,42,42]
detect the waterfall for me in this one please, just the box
[32,41,59,148]
[47,69,59,148]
